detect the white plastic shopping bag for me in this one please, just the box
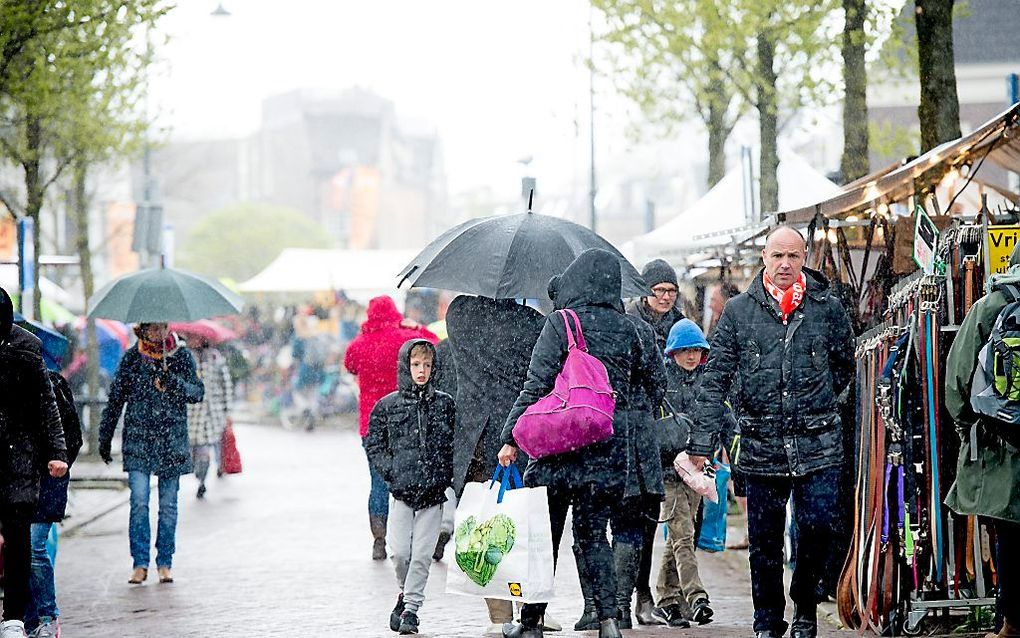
[445,465,555,603]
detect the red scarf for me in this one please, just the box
[762,271,807,324]
[137,332,180,360]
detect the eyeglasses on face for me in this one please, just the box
[651,287,679,298]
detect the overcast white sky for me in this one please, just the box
[150,0,607,199]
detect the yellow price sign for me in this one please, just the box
[988,225,1020,276]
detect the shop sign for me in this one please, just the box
[987,224,1020,277]
[913,205,938,274]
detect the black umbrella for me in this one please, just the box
[397,211,648,299]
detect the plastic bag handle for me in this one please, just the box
[489,465,523,504]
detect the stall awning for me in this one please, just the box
[770,102,1020,227]
[237,248,417,296]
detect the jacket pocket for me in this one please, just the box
[801,413,839,433]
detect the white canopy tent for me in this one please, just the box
[630,151,841,260]
[238,248,417,302]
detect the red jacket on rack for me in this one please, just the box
[344,296,438,437]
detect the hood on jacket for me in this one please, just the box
[547,249,622,311]
[1,286,12,343]
[362,296,404,333]
[665,318,710,357]
[397,338,438,397]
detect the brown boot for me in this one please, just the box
[370,515,388,560]
[157,567,174,583]
[128,567,147,584]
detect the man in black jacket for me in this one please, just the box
[688,227,854,638]
[0,288,68,638]
[364,339,454,636]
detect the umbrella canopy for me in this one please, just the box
[170,319,238,345]
[13,311,68,371]
[73,317,129,377]
[88,266,244,323]
[397,212,648,300]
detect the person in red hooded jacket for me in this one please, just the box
[344,295,437,560]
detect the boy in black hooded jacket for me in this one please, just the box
[365,339,455,635]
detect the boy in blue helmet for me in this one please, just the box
[652,318,714,627]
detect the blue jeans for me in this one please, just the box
[745,466,840,634]
[366,453,390,518]
[25,523,58,631]
[128,471,181,569]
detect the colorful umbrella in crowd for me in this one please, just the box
[73,317,130,377]
[13,311,68,371]
[88,265,244,323]
[170,319,238,345]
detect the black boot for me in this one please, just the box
[635,589,662,625]
[370,515,388,560]
[598,618,623,638]
[503,621,544,638]
[613,542,640,630]
[791,604,817,638]
[573,544,599,631]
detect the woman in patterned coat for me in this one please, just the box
[186,339,234,498]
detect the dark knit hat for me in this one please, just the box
[641,259,678,288]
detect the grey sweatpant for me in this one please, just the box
[388,498,443,613]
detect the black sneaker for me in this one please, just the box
[398,610,419,635]
[389,594,405,632]
[691,598,714,625]
[652,604,690,628]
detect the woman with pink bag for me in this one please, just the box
[497,249,660,638]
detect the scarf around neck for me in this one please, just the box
[762,271,807,325]
[138,332,180,361]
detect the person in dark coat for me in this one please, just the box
[606,313,667,629]
[364,339,454,635]
[653,319,717,628]
[444,295,545,627]
[99,322,205,586]
[0,288,69,638]
[689,227,855,638]
[344,295,438,560]
[429,337,458,561]
[499,248,655,638]
[626,259,684,351]
[27,371,83,638]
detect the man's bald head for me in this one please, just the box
[762,225,806,290]
[764,225,807,251]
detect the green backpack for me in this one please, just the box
[970,284,1020,422]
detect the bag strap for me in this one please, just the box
[489,465,523,504]
[1000,284,1020,303]
[562,308,587,351]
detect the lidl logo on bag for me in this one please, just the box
[508,583,523,597]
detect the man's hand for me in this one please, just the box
[687,455,709,472]
[48,460,68,478]
[497,444,518,467]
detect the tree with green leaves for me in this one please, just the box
[841,0,869,183]
[0,1,168,319]
[595,0,745,189]
[178,203,334,283]
[594,0,839,215]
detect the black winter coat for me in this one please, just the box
[446,296,543,492]
[432,338,458,399]
[502,249,654,493]
[364,339,455,511]
[626,299,684,352]
[99,344,204,477]
[0,326,68,507]
[36,372,83,522]
[690,267,855,477]
[623,313,668,498]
